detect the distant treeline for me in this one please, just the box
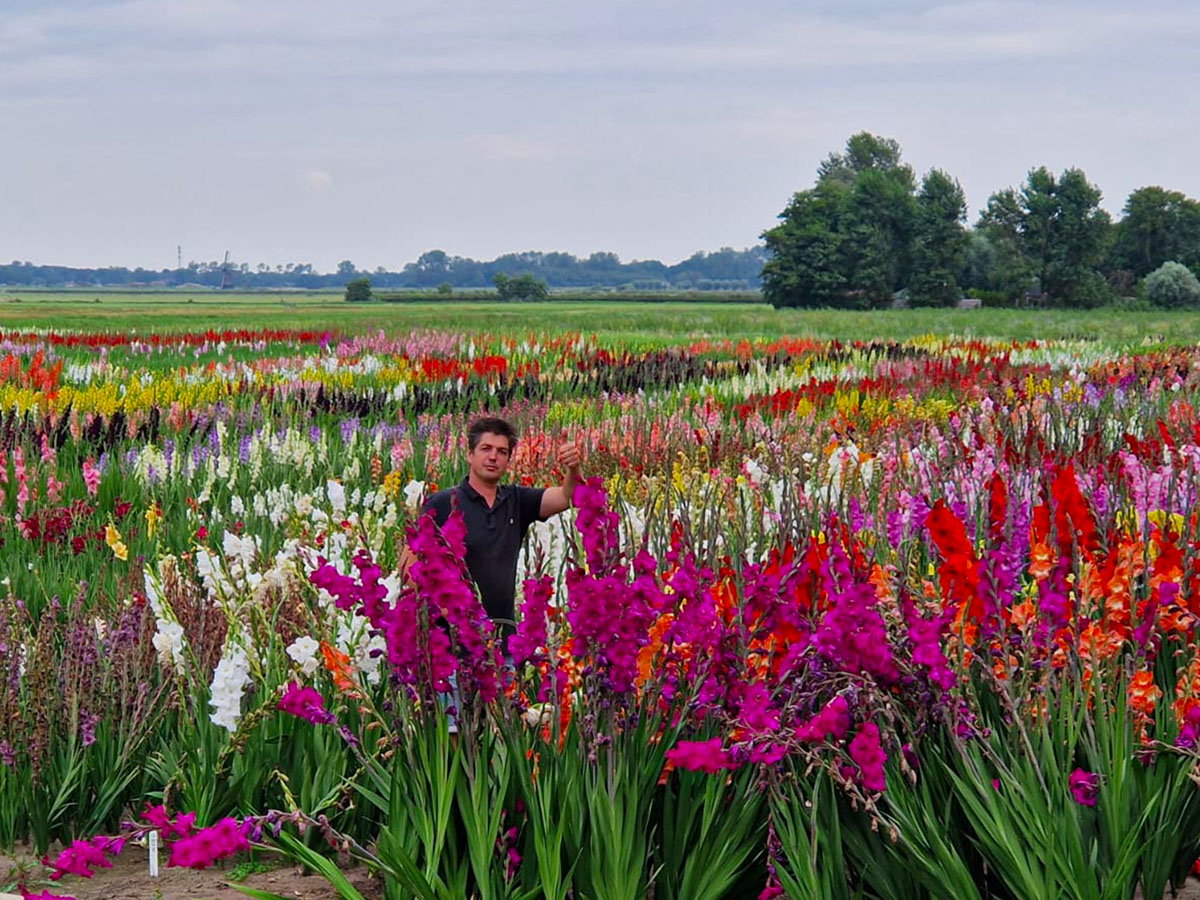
[0,246,767,292]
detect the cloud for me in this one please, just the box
[4,0,1200,270]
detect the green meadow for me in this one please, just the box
[0,289,1197,344]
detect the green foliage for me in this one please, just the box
[1113,186,1200,278]
[978,167,1112,307]
[1143,260,1200,308]
[763,132,918,309]
[762,187,852,308]
[228,859,276,882]
[493,272,550,302]
[343,277,373,303]
[908,169,968,307]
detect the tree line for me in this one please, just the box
[0,247,767,292]
[762,132,1200,309]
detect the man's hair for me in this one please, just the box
[467,416,518,452]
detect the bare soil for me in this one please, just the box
[3,845,381,900]
[7,846,1200,900]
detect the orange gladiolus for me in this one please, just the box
[1129,670,1162,716]
[321,641,361,698]
[1029,542,1054,580]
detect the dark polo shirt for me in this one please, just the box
[422,478,547,627]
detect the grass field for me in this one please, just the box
[0,290,1197,344]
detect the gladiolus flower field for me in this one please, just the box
[3,320,1200,900]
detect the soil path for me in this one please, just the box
[7,847,1200,900]
[3,846,380,900]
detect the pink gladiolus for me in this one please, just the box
[848,722,887,793]
[46,837,116,880]
[665,738,737,774]
[22,891,77,900]
[279,682,337,725]
[142,803,196,838]
[167,817,249,869]
[736,681,780,734]
[1069,768,1100,806]
[510,574,553,665]
[82,458,101,496]
[797,696,851,743]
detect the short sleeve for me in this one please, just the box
[517,486,547,526]
[422,490,452,527]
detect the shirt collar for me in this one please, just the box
[458,477,510,504]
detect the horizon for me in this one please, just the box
[5,244,766,275]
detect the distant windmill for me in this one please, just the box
[220,251,235,290]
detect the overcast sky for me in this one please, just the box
[2,0,1198,271]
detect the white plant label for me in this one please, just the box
[149,829,160,877]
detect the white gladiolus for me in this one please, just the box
[194,547,238,600]
[209,645,251,732]
[153,620,187,673]
[286,636,321,676]
[327,481,346,516]
[743,458,766,485]
[403,479,426,511]
[134,445,169,484]
[221,532,260,585]
[522,704,554,727]
[336,614,387,685]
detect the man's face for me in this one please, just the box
[467,432,512,484]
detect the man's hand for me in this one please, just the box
[557,438,582,472]
[540,431,584,519]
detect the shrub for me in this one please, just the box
[1143,261,1200,308]
[343,277,373,302]
[493,272,549,302]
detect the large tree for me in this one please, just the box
[761,187,849,307]
[763,132,918,309]
[977,167,1111,306]
[1112,186,1200,278]
[908,169,968,306]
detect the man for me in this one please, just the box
[417,416,581,636]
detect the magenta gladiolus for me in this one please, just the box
[142,803,196,838]
[848,722,887,793]
[796,695,851,743]
[46,838,116,880]
[1069,768,1100,806]
[665,737,737,774]
[279,682,337,725]
[167,817,250,869]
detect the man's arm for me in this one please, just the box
[539,437,582,518]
